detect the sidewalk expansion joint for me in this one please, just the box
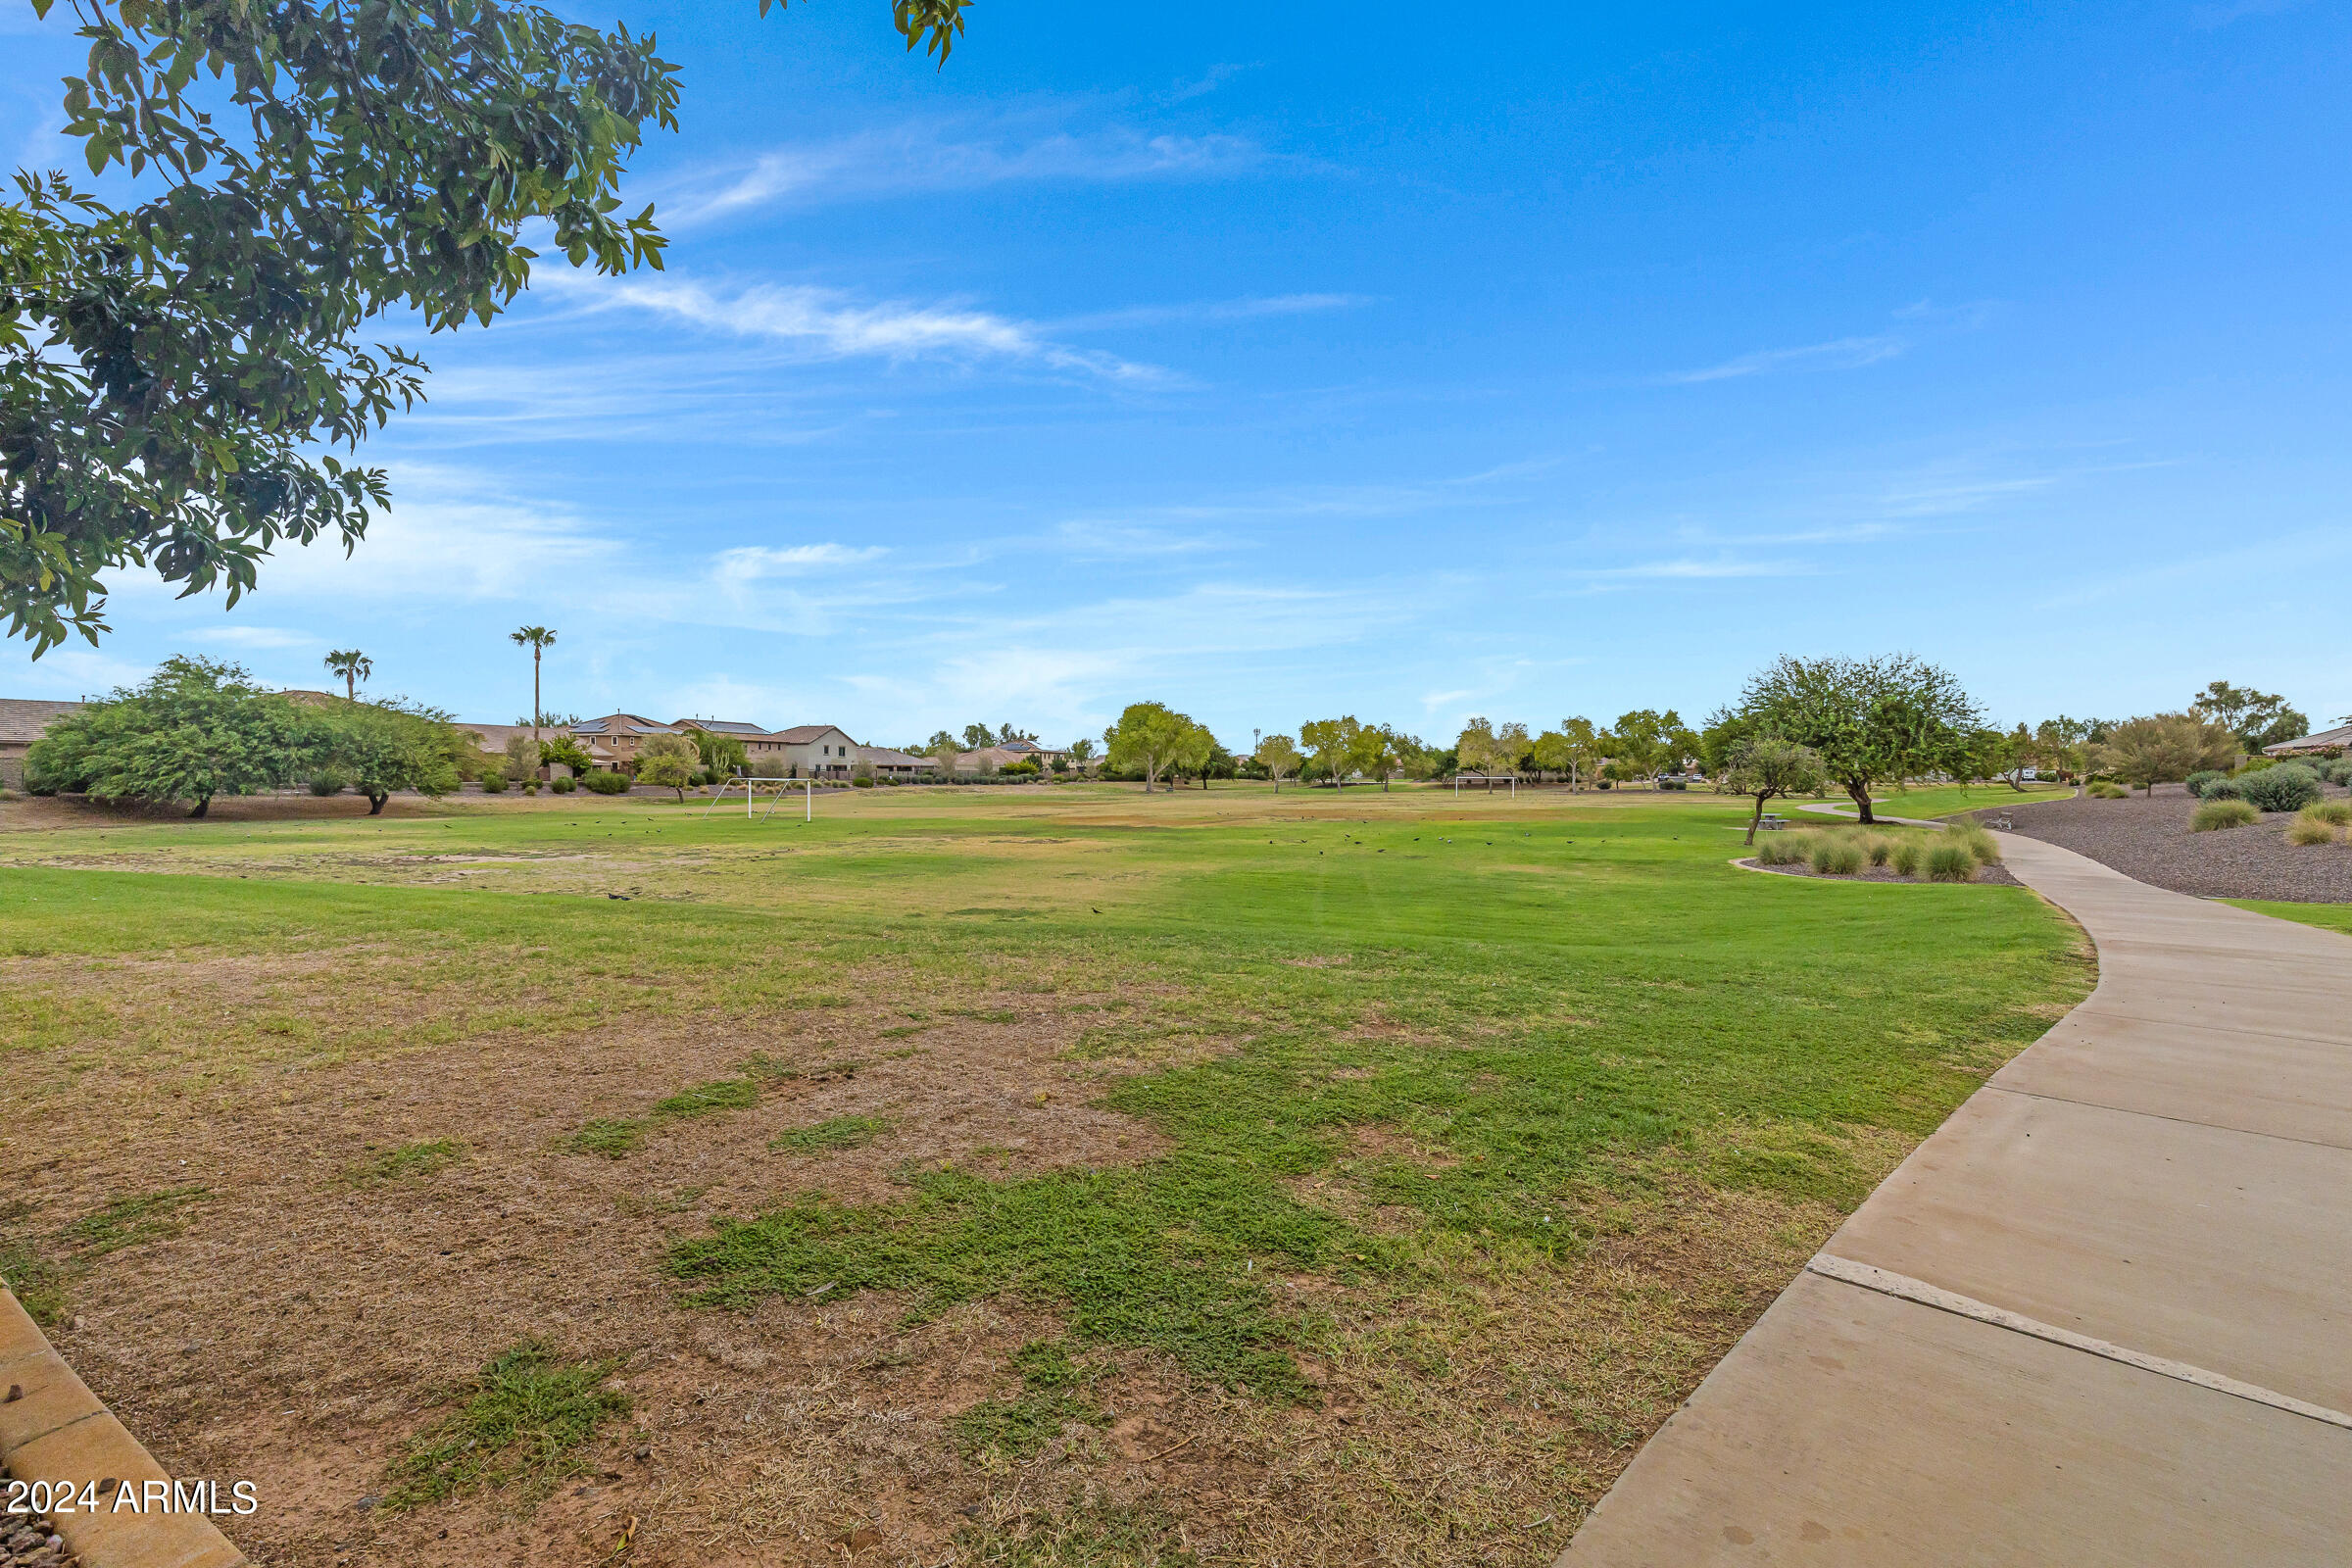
[1980,1083,2352,1152]
[1805,1252,2352,1433]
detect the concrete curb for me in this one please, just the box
[0,1289,248,1568]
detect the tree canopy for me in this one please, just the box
[2096,713,2237,795]
[1731,654,1982,824]
[26,654,298,813]
[1723,736,1825,844]
[4,0,967,654]
[2189,680,2308,754]
[1103,702,1201,792]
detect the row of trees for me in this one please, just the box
[25,659,469,816]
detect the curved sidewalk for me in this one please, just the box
[1557,831,2352,1565]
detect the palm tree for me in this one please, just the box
[510,626,558,739]
[323,649,371,701]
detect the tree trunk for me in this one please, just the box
[1845,779,1877,825]
[532,649,543,742]
[368,792,388,815]
[188,796,210,818]
[1746,795,1765,845]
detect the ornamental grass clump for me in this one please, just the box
[2087,781,2129,799]
[2286,806,2344,846]
[2191,799,2259,832]
[1946,823,2002,866]
[1809,837,1865,875]
[1925,842,1977,881]
[1890,839,1925,878]
[1865,837,1895,867]
[1755,833,1810,866]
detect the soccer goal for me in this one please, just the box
[703,772,817,821]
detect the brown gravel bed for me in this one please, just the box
[2,1519,77,1568]
[1971,782,2352,903]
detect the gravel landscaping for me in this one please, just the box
[1974,782,2352,903]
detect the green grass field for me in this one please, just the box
[0,784,2091,1565]
[2222,899,2352,936]
[1801,782,2077,821]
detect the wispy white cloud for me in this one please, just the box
[1054,293,1372,332]
[1165,63,1259,103]
[565,274,1166,384]
[667,116,1266,222]
[715,543,887,581]
[1596,557,1812,579]
[1658,334,1907,385]
[186,624,317,650]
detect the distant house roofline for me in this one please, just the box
[2266,723,2352,755]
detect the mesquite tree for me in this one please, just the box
[1733,655,1982,825]
[3,0,968,654]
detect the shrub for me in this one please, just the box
[2198,776,2244,802]
[854,776,875,788]
[2183,770,2226,799]
[2237,764,2322,813]
[1925,842,1977,881]
[1865,836,1894,867]
[2087,781,2129,799]
[2323,760,2352,786]
[584,770,630,795]
[478,769,509,794]
[2190,799,2259,832]
[1809,837,1864,875]
[2285,811,2339,847]
[2303,800,2352,827]
[1890,839,1925,878]
[551,775,576,794]
[308,767,349,797]
[1946,823,2002,866]
[522,782,539,795]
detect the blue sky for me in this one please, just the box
[5,1,2348,747]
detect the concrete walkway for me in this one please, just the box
[1557,830,2352,1565]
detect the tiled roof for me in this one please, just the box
[2268,723,2352,754]
[859,747,930,767]
[0,699,84,745]
[573,713,675,737]
[770,724,855,745]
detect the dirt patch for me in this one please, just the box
[1982,782,2352,902]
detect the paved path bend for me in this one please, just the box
[1557,831,2352,1566]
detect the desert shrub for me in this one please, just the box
[584,770,630,795]
[2237,756,2278,774]
[2303,800,2352,827]
[2087,781,2128,799]
[2190,799,2259,832]
[1865,836,1895,867]
[2183,770,2226,798]
[1890,839,1925,877]
[2237,764,2322,813]
[2285,811,2339,847]
[1809,837,1864,875]
[2198,776,2244,802]
[1754,832,1809,866]
[551,775,576,794]
[478,768,509,793]
[1946,823,2002,865]
[1925,842,1976,881]
[2322,760,2352,786]
[308,767,349,797]
[854,776,875,788]
[522,782,539,795]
